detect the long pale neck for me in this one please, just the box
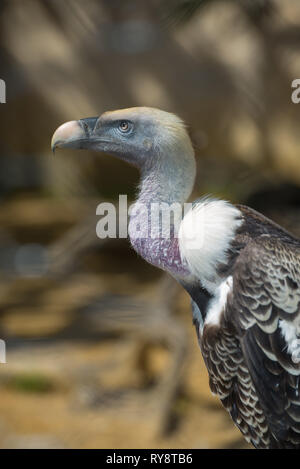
[128,149,196,277]
[138,152,196,205]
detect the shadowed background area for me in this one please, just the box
[0,0,299,449]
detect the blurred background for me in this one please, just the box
[0,0,299,449]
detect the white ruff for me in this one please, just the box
[205,276,233,326]
[178,199,242,292]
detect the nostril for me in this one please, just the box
[79,117,99,137]
[82,121,89,135]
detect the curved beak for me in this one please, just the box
[51,117,98,153]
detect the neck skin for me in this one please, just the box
[128,143,196,278]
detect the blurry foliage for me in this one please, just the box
[163,0,275,26]
[6,372,56,394]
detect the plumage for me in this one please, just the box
[198,229,300,447]
[52,107,300,448]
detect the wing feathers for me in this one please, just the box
[231,236,300,446]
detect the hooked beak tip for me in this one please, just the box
[51,120,84,154]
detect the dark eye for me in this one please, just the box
[119,121,130,133]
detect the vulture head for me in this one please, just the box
[51,107,195,180]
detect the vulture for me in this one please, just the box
[52,107,300,449]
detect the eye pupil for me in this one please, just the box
[120,121,129,132]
